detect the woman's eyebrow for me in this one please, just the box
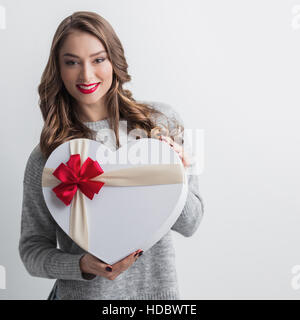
[63,50,106,58]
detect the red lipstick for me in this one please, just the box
[76,82,101,94]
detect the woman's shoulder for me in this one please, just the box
[23,143,47,187]
[137,100,184,128]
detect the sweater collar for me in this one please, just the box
[83,118,109,131]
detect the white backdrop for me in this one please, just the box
[0,0,299,299]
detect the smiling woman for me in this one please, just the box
[38,11,184,159]
[19,11,204,301]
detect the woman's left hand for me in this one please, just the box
[159,135,192,169]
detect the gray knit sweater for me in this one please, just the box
[18,101,204,300]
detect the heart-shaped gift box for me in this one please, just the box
[42,137,188,265]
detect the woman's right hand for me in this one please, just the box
[79,249,143,280]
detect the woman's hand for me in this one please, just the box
[79,249,143,280]
[160,135,192,169]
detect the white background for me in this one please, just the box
[0,0,299,299]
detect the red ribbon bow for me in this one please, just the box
[52,154,105,206]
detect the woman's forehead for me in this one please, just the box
[60,31,106,57]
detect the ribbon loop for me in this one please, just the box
[52,154,105,206]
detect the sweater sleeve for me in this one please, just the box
[18,145,96,281]
[170,119,205,237]
[171,173,205,237]
[145,100,205,237]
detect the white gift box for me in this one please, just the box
[42,137,188,265]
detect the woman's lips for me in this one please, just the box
[76,82,101,94]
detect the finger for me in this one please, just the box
[160,136,189,166]
[112,251,138,271]
[160,135,173,145]
[162,138,187,163]
[129,250,143,264]
[161,135,183,152]
[160,136,191,163]
[133,249,143,261]
[122,250,143,265]
[93,259,113,273]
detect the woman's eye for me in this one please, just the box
[95,58,105,63]
[65,60,77,66]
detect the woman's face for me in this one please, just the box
[59,30,113,112]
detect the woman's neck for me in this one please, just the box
[78,100,109,122]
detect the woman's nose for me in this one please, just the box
[79,62,94,82]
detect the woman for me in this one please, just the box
[19,11,204,300]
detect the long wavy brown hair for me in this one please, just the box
[38,11,183,159]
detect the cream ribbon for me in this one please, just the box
[42,138,185,251]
